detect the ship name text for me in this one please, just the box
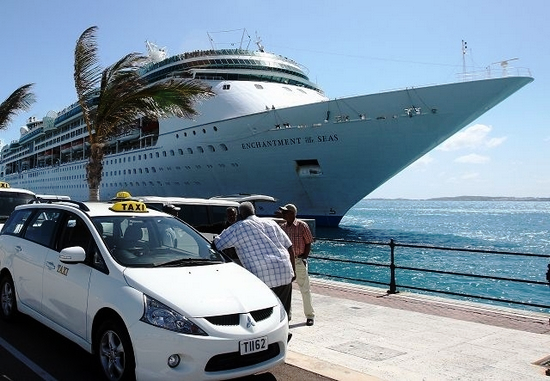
[242,134,338,150]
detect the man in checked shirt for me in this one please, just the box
[279,203,315,326]
[213,202,296,318]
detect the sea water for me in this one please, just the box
[312,199,550,313]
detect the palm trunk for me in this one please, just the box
[88,187,100,202]
[86,142,104,202]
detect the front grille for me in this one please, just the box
[205,307,274,326]
[205,343,280,372]
[250,307,273,322]
[205,313,239,326]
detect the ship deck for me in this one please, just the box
[282,278,550,380]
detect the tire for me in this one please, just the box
[0,274,17,322]
[95,319,136,381]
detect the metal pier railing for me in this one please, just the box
[309,238,550,312]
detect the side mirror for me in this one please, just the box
[59,246,86,263]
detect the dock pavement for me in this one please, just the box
[285,279,550,381]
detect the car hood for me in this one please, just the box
[123,263,277,317]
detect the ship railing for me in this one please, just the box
[309,237,550,313]
[457,66,532,82]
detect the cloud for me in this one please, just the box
[486,136,507,148]
[460,172,480,180]
[410,154,434,168]
[454,154,490,164]
[437,124,506,151]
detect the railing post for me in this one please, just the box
[388,239,398,294]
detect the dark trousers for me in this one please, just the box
[271,283,292,318]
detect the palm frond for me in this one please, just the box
[73,26,215,200]
[74,26,101,133]
[0,84,36,130]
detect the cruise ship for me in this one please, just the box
[0,39,533,226]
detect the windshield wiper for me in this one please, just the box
[155,258,222,267]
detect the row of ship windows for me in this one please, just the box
[106,143,229,165]
[27,165,86,178]
[104,162,239,176]
[102,181,179,188]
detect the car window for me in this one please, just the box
[0,192,36,223]
[58,213,108,273]
[58,213,92,251]
[1,209,34,235]
[92,215,223,267]
[23,210,62,247]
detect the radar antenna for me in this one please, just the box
[145,41,168,62]
[491,58,518,77]
[255,32,265,52]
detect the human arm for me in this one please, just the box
[288,245,296,281]
[301,242,311,259]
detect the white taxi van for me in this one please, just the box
[0,199,288,380]
[0,181,36,228]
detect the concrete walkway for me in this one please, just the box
[285,279,550,381]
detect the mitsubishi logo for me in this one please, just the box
[246,315,255,329]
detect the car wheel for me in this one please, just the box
[95,319,136,381]
[0,274,17,322]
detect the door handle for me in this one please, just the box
[45,261,55,270]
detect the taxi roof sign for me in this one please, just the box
[0,181,11,189]
[114,191,132,200]
[110,201,148,213]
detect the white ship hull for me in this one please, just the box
[0,46,533,226]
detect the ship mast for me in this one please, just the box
[462,40,468,73]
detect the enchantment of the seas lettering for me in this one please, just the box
[242,134,338,149]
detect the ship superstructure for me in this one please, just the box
[0,38,533,226]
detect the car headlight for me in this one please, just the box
[276,293,287,322]
[140,295,207,335]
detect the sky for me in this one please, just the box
[1,0,548,199]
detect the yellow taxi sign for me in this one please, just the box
[0,181,11,189]
[115,191,132,200]
[110,201,148,213]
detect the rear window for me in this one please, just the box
[0,192,35,222]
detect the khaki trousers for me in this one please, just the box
[294,257,315,319]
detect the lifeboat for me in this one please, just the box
[71,141,83,151]
[61,143,72,154]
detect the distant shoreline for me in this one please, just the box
[367,196,550,201]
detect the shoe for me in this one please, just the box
[306,318,314,326]
[287,333,293,342]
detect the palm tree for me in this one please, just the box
[0,84,35,131]
[74,26,214,201]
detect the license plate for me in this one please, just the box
[240,336,268,355]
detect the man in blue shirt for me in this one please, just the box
[213,202,296,316]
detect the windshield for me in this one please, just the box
[0,192,36,223]
[92,215,225,267]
